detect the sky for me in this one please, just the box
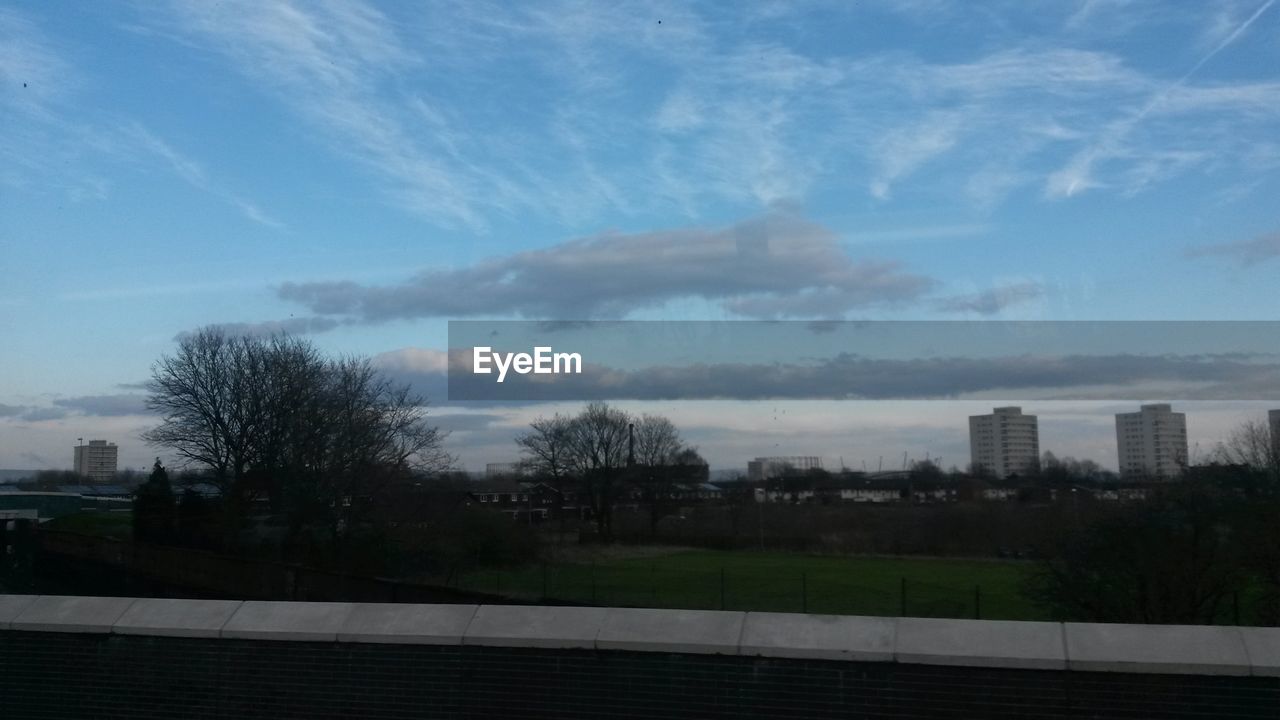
[2,0,1279,473]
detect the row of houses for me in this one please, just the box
[463,469,1171,521]
[470,478,724,522]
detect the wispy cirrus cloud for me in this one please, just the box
[124,125,285,229]
[1045,0,1277,199]
[152,0,492,228]
[128,0,1280,224]
[0,7,279,226]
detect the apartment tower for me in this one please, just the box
[969,407,1040,479]
[73,440,118,484]
[1115,404,1188,478]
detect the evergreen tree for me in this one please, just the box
[133,458,176,544]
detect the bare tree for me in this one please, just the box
[633,414,682,466]
[517,405,700,541]
[515,413,575,537]
[287,357,451,539]
[143,329,268,528]
[631,415,704,536]
[516,414,575,483]
[1212,418,1280,480]
[143,328,450,545]
[566,402,632,540]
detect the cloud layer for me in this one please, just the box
[448,352,1280,402]
[279,212,934,321]
[125,1,1280,226]
[933,282,1046,315]
[1187,231,1280,266]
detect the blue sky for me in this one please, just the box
[2,1,1279,471]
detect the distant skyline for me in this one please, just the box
[4,401,1275,477]
[3,1,1279,471]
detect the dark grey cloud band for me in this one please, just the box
[446,321,1280,402]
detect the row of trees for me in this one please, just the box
[1028,418,1280,624]
[142,329,451,547]
[133,460,219,548]
[516,402,706,540]
[1028,473,1280,625]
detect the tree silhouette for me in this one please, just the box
[132,458,175,544]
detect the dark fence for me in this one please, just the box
[2,630,1278,720]
[443,560,1264,624]
[37,531,1263,624]
[446,562,1024,620]
[37,530,511,605]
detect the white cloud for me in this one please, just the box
[869,111,963,200]
[1045,0,1278,199]
[124,1,1280,222]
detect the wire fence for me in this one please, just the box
[439,560,1267,624]
[439,562,1040,621]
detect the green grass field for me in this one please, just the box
[42,511,133,540]
[451,550,1046,620]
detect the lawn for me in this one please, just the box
[450,549,1046,620]
[42,511,133,540]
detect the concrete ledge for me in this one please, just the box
[740,612,894,662]
[598,608,745,655]
[6,593,1280,678]
[1241,627,1280,678]
[896,617,1066,670]
[220,600,355,642]
[1065,622,1251,676]
[10,595,137,634]
[0,594,40,630]
[114,599,243,639]
[464,605,606,650]
[338,603,477,645]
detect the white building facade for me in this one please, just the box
[747,456,822,481]
[1115,404,1188,478]
[969,407,1040,479]
[485,462,525,478]
[73,440,118,483]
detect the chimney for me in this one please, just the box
[627,423,635,468]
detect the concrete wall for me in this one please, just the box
[3,594,1279,718]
